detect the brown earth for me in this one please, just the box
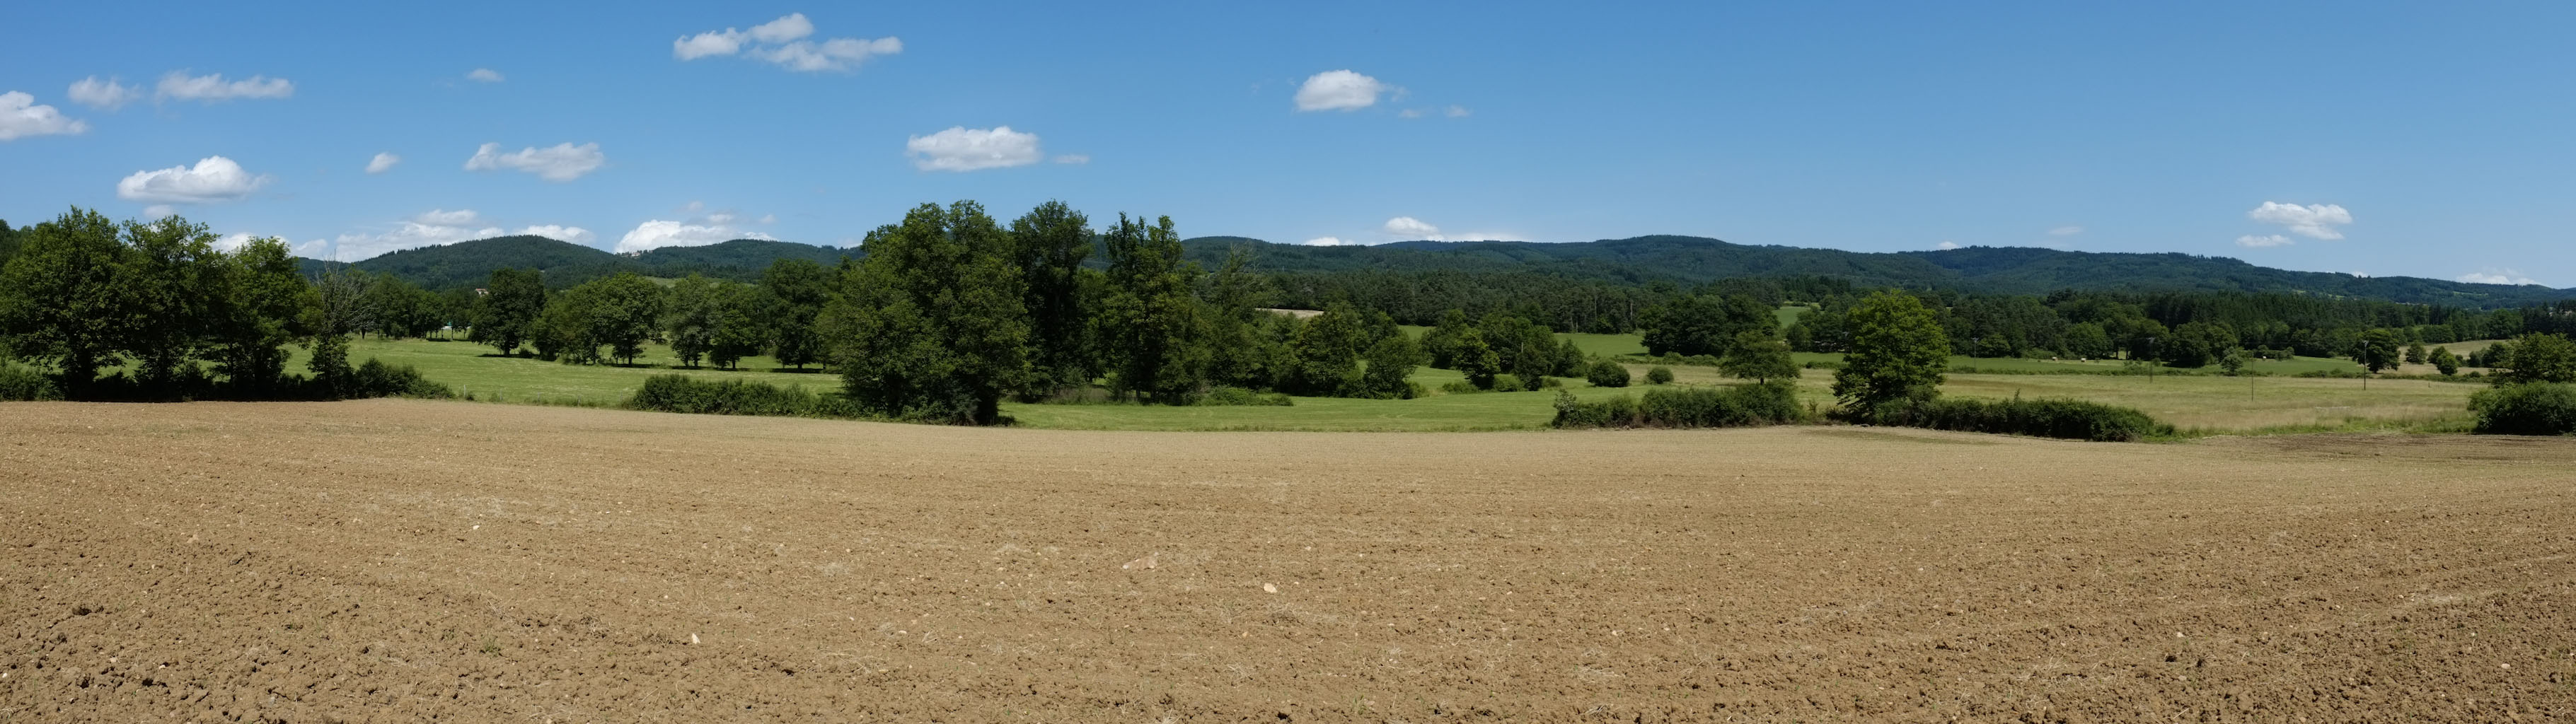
[5,400,2575,723]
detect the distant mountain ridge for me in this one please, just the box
[301,236,854,289]
[1178,235,2576,308]
[306,232,2573,308]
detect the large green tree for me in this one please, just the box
[1719,329,1798,384]
[1832,291,1950,409]
[2354,329,2401,377]
[120,216,224,388]
[0,208,132,397]
[2500,332,2576,385]
[1007,200,1099,398]
[1199,247,1284,389]
[664,274,722,368]
[472,267,547,356]
[1098,214,1204,403]
[820,202,1032,424]
[760,258,832,369]
[209,237,313,394]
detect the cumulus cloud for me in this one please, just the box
[906,126,1042,171]
[2456,269,2540,286]
[2234,234,2293,248]
[2048,226,2084,237]
[0,91,86,140]
[1296,70,1388,112]
[331,218,504,262]
[2247,202,2352,240]
[1382,216,1442,240]
[67,76,141,110]
[212,233,263,253]
[516,225,595,244]
[1935,241,1961,250]
[116,156,268,203]
[1303,237,1355,247]
[156,71,293,102]
[466,68,504,83]
[366,152,400,174]
[616,219,774,253]
[675,13,900,71]
[464,141,605,182]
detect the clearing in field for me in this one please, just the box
[5,400,2574,721]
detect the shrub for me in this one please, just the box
[1438,380,1482,395]
[1645,366,1675,385]
[1585,359,1631,387]
[1197,386,1294,407]
[1859,397,2170,442]
[2468,383,2576,436]
[626,374,849,418]
[1552,383,1803,428]
[350,358,454,399]
[0,362,62,401]
[1492,375,1526,392]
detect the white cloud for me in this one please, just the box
[1052,153,1090,165]
[616,219,774,253]
[2456,269,2540,286]
[1296,70,1387,112]
[115,156,268,203]
[143,205,177,219]
[67,76,141,110]
[0,91,87,140]
[1303,236,1355,246]
[1382,216,1442,240]
[365,152,400,174]
[906,126,1042,171]
[2047,226,2084,237]
[466,68,505,83]
[2246,202,2352,240]
[212,233,263,252]
[155,71,293,102]
[331,219,504,262]
[464,141,605,182]
[1445,105,1472,118]
[1934,240,1961,250]
[674,29,745,59]
[413,209,480,226]
[749,13,814,43]
[2234,234,2293,248]
[516,225,595,244]
[706,211,737,224]
[676,14,900,71]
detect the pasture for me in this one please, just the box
[6,400,2572,721]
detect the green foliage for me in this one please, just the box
[2217,349,2248,377]
[1639,293,1776,358]
[1832,291,1950,409]
[1358,333,1429,399]
[625,374,850,418]
[0,360,62,401]
[2403,342,2427,365]
[470,267,547,356]
[1644,366,1674,385]
[663,274,722,368]
[1717,329,1797,384]
[2430,346,2461,376]
[308,333,354,395]
[2060,322,2113,358]
[2497,332,2576,385]
[1861,396,2171,442]
[1550,383,1803,428]
[350,358,454,399]
[538,272,664,366]
[2162,321,2236,368]
[1280,303,1370,396]
[1099,214,1205,403]
[1584,358,1630,387]
[2353,329,2400,375]
[758,259,831,369]
[1008,200,1098,397]
[821,202,1032,425]
[2468,383,2576,436]
[1200,247,1285,390]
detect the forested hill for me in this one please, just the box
[1177,235,2576,308]
[297,236,855,289]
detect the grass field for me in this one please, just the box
[308,336,2489,434]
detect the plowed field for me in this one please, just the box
[5,400,2574,722]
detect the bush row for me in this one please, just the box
[625,374,858,418]
[0,358,446,402]
[2468,383,2576,436]
[1197,386,1294,407]
[1551,383,1805,429]
[1858,397,2171,442]
[0,361,62,401]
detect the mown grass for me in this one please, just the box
[272,337,2486,436]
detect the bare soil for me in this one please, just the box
[5,400,2574,722]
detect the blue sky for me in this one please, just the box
[3,2,2572,286]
